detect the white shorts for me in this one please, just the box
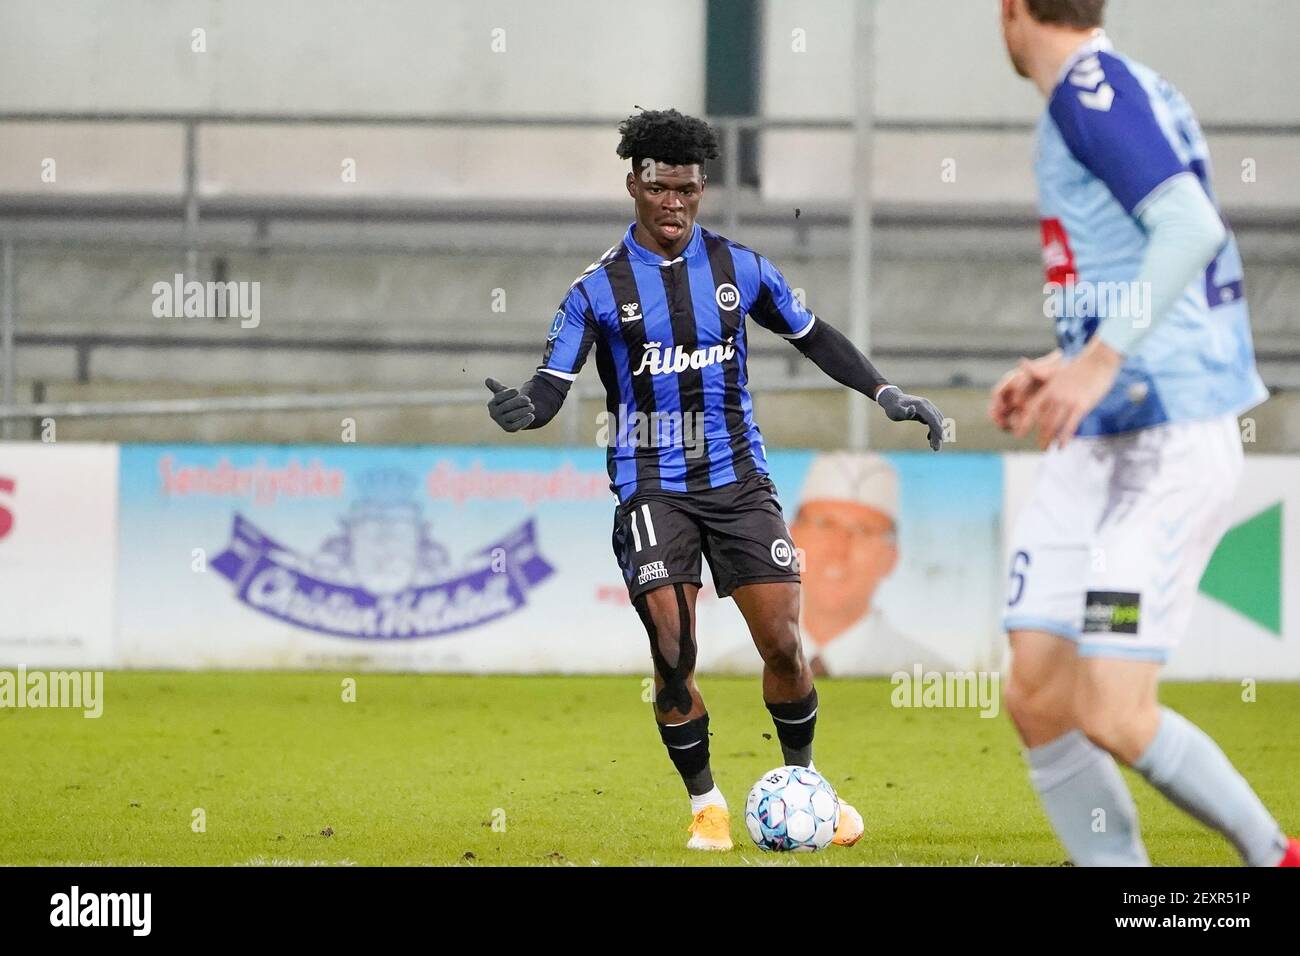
[1003,414,1243,663]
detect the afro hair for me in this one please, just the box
[616,108,720,170]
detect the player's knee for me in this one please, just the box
[754,617,803,677]
[1002,673,1035,723]
[761,639,802,677]
[1004,673,1070,735]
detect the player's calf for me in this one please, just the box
[1004,629,1077,747]
[636,584,731,848]
[1128,706,1291,867]
[1073,696,1161,766]
[733,582,817,764]
[1007,631,1149,865]
[636,583,699,716]
[1072,656,1161,764]
[658,714,718,801]
[733,584,806,681]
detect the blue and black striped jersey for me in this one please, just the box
[538,222,815,503]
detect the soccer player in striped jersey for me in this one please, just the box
[486,108,944,850]
[993,0,1297,866]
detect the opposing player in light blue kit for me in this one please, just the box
[990,0,1297,866]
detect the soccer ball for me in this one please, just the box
[744,765,840,852]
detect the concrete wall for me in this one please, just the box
[763,0,1300,124]
[0,0,706,115]
[6,219,1298,426]
[2,0,1295,207]
[760,0,1300,207]
[6,0,1292,121]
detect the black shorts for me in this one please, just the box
[612,474,801,601]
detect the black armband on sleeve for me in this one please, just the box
[520,372,572,429]
[791,318,890,399]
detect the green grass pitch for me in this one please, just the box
[1,673,1295,866]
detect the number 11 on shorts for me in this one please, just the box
[629,504,657,552]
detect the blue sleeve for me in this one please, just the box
[1048,52,1188,216]
[538,284,598,380]
[748,255,816,339]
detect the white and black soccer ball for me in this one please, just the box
[744,765,840,852]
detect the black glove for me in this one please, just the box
[877,385,945,451]
[485,378,535,432]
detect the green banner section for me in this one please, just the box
[1199,502,1283,635]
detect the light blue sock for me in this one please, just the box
[1028,729,1149,866]
[1133,708,1287,867]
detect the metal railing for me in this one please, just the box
[0,110,856,439]
[4,109,1295,241]
[0,377,857,446]
[3,108,1299,441]
[0,110,857,253]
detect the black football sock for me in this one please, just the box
[658,714,714,796]
[766,688,818,767]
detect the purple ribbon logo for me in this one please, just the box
[211,514,554,640]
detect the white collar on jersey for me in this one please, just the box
[623,221,702,267]
[1053,28,1113,88]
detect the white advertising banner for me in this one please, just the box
[8,441,1291,679]
[0,442,119,668]
[114,445,1004,674]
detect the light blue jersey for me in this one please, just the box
[1035,31,1267,436]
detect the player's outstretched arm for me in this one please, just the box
[484,373,570,433]
[791,317,945,451]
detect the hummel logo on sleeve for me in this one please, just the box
[1078,85,1115,111]
[1070,55,1106,89]
[1070,55,1115,111]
